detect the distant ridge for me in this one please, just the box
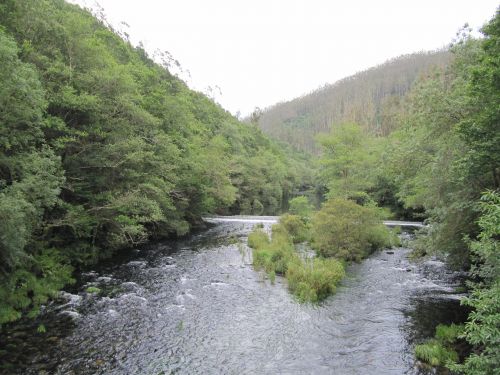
[258,51,451,153]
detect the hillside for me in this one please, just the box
[258,51,451,153]
[0,0,310,324]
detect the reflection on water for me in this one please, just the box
[0,219,468,374]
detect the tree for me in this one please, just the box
[451,191,500,375]
[457,10,500,190]
[317,123,378,200]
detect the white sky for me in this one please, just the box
[70,0,498,116]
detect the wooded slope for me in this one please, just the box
[258,51,451,152]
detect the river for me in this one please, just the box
[0,217,467,374]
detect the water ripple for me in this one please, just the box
[0,221,468,375]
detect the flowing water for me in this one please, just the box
[0,217,468,374]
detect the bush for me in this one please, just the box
[311,198,392,261]
[288,196,312,219]
[0,248,74,325]
[280,214,308,243]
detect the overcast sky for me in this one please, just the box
[70,0,498,116]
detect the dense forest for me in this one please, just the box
[0,0,311,325]
[257,51,451,153]
[0,1,498,374]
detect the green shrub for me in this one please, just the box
[0,248,74,325]
[280,214,308,243]
[270,223,290,242]
[288,196,313,219]
[247,228,269,249]
[366,224,396,251]
[268,270,276,284]
[311,198,392,261]
[415,340,459,367]
[253,245,295,275]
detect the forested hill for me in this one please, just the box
[258,51,451,153]
[0,0,311,324]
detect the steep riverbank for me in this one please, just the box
[0,219,467,374]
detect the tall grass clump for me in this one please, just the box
[415,323,464,367]
[247,228,269,250]
[248,224,296,276]
[435,323,463,344]
[286,257,345,303]
[247,222,345,303]
[415,340,459,367]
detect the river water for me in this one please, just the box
[0,217,467,374]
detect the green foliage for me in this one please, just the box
[0,248,74,325]
[229,141,304,215]
[36,324,46,334]
[0,29,64,271]
[0,29,46,152]
[247,228,270,250]
[415,324,464,367]
[415,324,463,367]
[457,12,500,191]
[317,123,377,199]
[369,13,500,371]
[258,51,451,153]
[288,196,313,220]
[252,224,296,275]
[381,63,478,259]
[451,191,500,375]
[311,198,392,261]
[286,257,345,303]
[315,123,403,215]
[85,286,101,294]
[435,323,464,345]
[415,340,459,367]
[279,214,308,243]
[248,222,345,302]
[467,191,500,285]
[378,19,499,260]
